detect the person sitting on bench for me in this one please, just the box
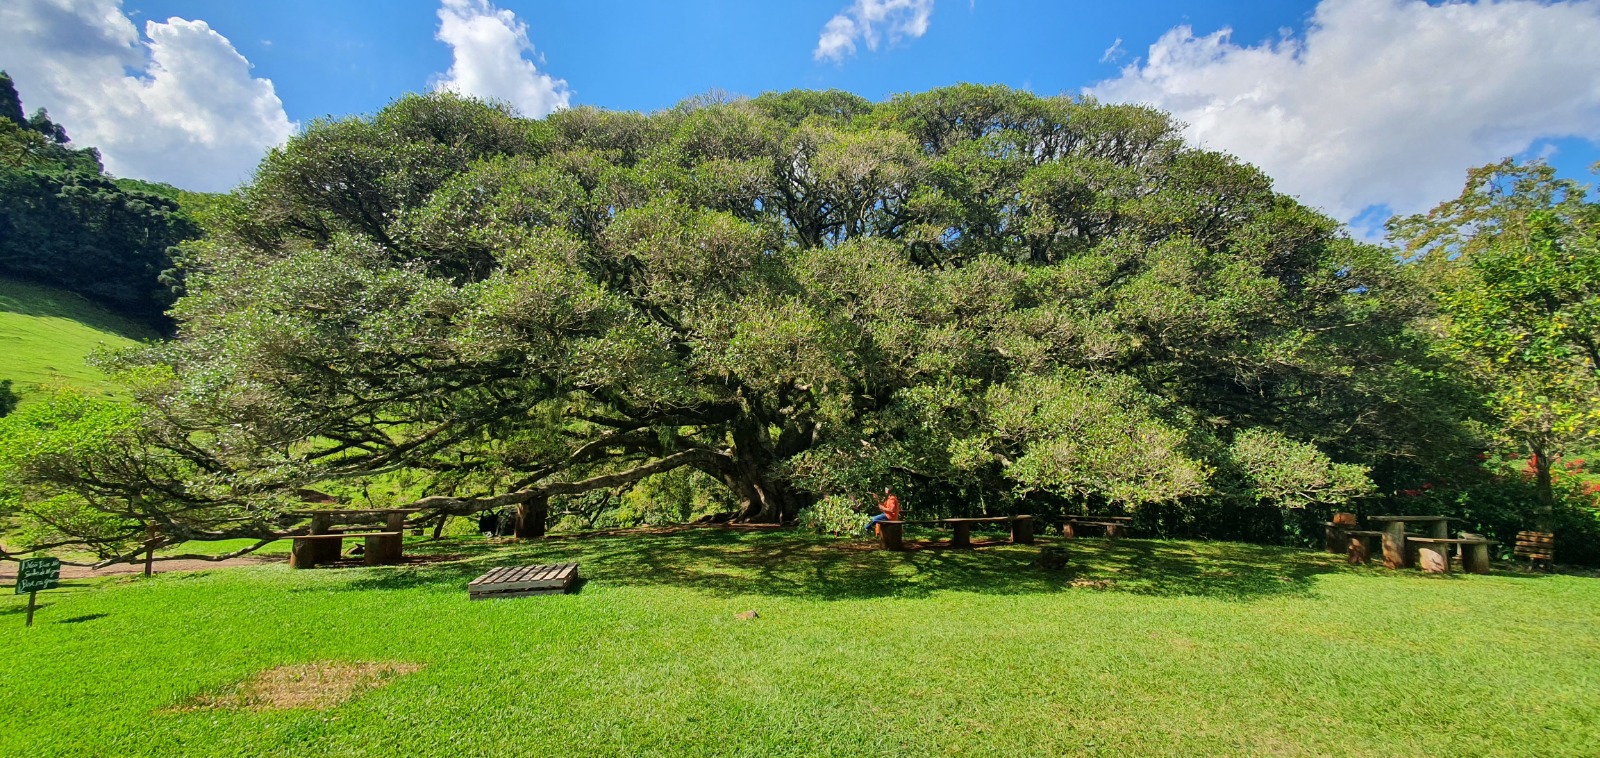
[864,487,902,534]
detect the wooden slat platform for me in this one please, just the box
[468,563,578,600]
[1515,530,1555,561]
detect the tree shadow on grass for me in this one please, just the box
[328,527,1352,602]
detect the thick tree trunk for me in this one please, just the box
[724,416,801,523]
[723,462,802,523]
[514,496,548,539]
[1531,441,1556,534]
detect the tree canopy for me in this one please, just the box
[1,86,1474,559]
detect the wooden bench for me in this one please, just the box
[1370,516,1466,568]
[469,563,579,600]
[1405,537,1496,575]
[1515,531,1554,571]
[876,516,1033,551]
[1063,516,1131,539]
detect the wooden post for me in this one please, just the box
[309,513,339,563]
[952,521,973,549]
[1417,542,1451,574]
[144,523,159,577]
[290,537,317,569]
[1429,519,1449,539]
[382,512,405,564]
[1063,522,1077,539]
[25,591,37,627]
[1347,534,1372,565]
[1011,515,1034,545]
[1381,521,1408,569]
[515,497,548,539]
[878,521,904,551]
[1104,523,1124,539]
[1462,542,1491,575]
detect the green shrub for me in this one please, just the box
[0,379,15,417]
[796,495,867,536]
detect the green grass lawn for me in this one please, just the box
[3,529,1598,757]
[0,277,157,403]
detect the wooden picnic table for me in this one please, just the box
[1366,515,1464,568]
[289,508,422,569]
[876,516,1033,551]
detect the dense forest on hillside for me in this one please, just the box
[0,72,200,328]
[0,86,1596,564]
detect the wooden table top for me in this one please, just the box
[291,508,424,516]
[1366,515,1462,522]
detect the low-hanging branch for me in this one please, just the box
[401,447,726,516]
[91,538,279,569]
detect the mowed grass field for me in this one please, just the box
[0,277,157,402]
[3,529,1598,757]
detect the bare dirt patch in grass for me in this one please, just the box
[173,661,423,712]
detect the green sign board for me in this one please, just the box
[15,557,60,594]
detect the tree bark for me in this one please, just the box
[514,496,548,539]
[1531,440,1555,534]
[724,415,803,523]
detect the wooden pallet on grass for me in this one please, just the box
[468,563,579,600]
[1515,531,1554,570]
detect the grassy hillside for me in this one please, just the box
[3,530,1597,756]
[0,277,158,402]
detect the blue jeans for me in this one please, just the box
[865,513,891,533]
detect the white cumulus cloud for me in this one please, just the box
[0,0,294,192]
[1087,0,1600,223]
[433,0,571,117]
[815,0,935,63]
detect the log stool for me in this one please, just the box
[1345,530,1383,565]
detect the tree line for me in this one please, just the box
[0,72,199,328]
[0,85,1594,564]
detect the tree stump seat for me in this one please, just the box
[1344,530,1384,565]
[1038,545,1069,570]
[1323,522,1351,553]
[1404,537,1496,575]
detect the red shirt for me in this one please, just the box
[880,495,901,520]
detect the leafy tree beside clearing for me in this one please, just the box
[1391,159,1600,531]
[0,87,1465,560]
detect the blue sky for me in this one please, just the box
[116,1,1319,121]
[4,0,1599,238]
